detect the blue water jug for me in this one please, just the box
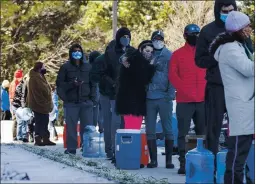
[82,125,105,158]
[186,138,214,184]
[216,149,228,183]
[246,141,255,182]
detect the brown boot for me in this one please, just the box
[34,135,45,146]
[42,137,56,146]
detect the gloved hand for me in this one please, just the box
[92,100,98,107]
[73,79,83,87]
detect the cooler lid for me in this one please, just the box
[116,129,141,134]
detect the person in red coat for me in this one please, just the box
[168,24,206,175]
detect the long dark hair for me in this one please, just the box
[209,32,244,56]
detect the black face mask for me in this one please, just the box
[186,35,198,46]
[40,68,47,75]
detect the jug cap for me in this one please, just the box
[116,129,141,134]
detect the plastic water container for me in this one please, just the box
[186,138,214,184]
[246,141,255,182]
[82,125,105,158]
[216,149,228,183]
[115,129,141,170]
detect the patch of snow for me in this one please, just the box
[1,144,114,183]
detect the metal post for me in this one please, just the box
[112,0,118,39]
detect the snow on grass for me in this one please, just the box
[13,143,169,184]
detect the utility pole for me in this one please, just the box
[112,0,118,39]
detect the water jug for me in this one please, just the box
[82,125,105,158]
[186,138,214,184]
[216,149,228,183]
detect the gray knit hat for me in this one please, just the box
[225,11,250,33]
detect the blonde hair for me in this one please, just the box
[2,80,10,88]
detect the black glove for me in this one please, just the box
[73,79,83,87]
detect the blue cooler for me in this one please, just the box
[216,149,228,183]
[115,129,141,170]
[186,138,214,184]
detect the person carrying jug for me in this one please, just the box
[56,43,95,155]
[169,24,206,174]
[209,11,254,184]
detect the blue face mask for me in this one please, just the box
[220,13,228,23]
[120,37,130,47]
[72,51,82,60]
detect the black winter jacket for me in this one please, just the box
[56,44,96,103]
[196,0,240,85]
[12,77,28,109]
[91,41,134,99]
[115,48,156,116]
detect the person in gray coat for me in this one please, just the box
[210,11,254,184]
[56,43,96,155]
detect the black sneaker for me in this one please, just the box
[64,149,76,155]
[22,138,29,143]
[13,137,18,141]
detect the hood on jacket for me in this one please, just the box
[89,51,101,64]
[115,27,131,48]
[69,43,84,65]
[214,0,237,26]
[209,32,235,56]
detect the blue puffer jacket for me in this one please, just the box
[1,86,10,111]
[147,47,175,100]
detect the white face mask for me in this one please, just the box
[152,40,164,50]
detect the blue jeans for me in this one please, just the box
[13,107,28,139]
[145,98,174,140]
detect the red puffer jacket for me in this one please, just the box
[169,43,206,103]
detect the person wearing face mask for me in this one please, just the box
[56,43,95,154]
[27,62,55,146]
[195,0,254,163]
[116,40,156,129]
[90,27,133,163]
[169,24,206,174]
[209,11,254,184]
[142,30,175,169]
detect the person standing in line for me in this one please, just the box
[169,24,206,174]
[116,40,156,129]
[27,62,56,146]
[88,51,104,133]
[195,0,254,161]
[90,27,133,163]
[12,73,30,142]
[145,30,175,169]
[56,43,95,155]
[210,11,254,184]
[9,69,23,141]
[1,80,11,120]
[48,84,59,141]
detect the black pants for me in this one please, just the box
[224,135,253,184]
[1,110,12,120]
[177,102,205,152]
[205,83,226,156]
[34,111,50,137]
